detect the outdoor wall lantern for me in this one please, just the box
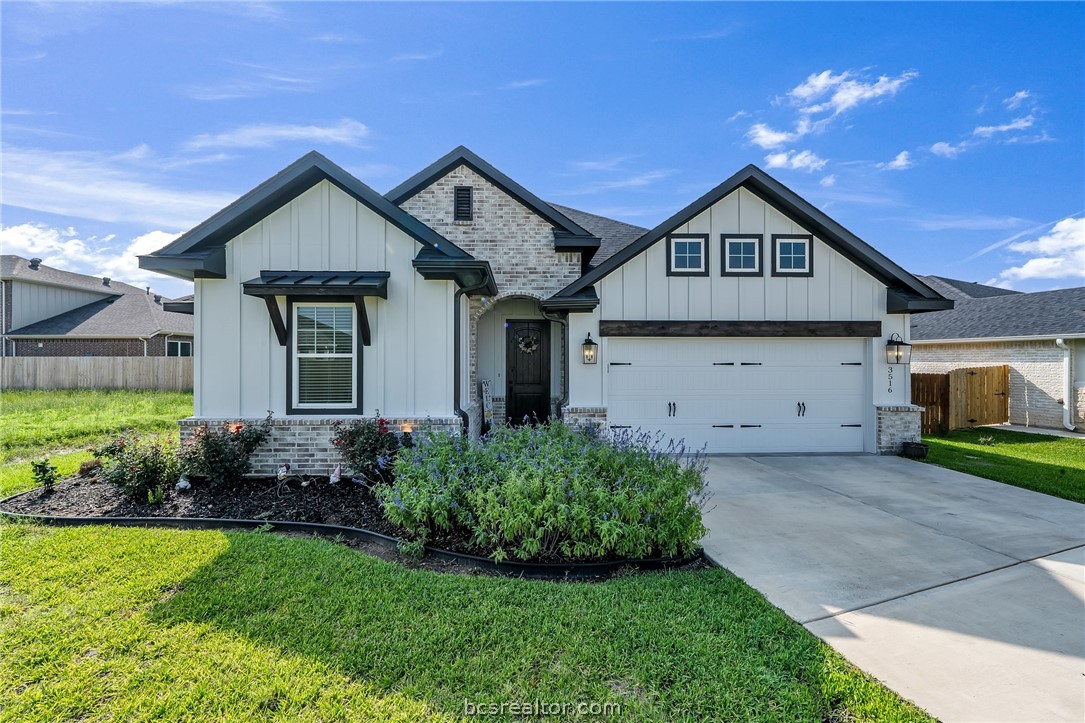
[582,333,598,364]
[885,333,912,365]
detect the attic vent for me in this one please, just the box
[154,294,161,304]
[28,258,42,270]
[453,186,473,222]
[103,277,111,287]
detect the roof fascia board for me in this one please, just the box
[556,165,944,304]
[913,334,1085,344]
[386,146,595,239]
[139,247,227,281]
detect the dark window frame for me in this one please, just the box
[453,185,473,222]
[720,234,764,277]
[771,234,814,277]
[285,295,364,416]
[166,339,192,357]
[666,233,710,277]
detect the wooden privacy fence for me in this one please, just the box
[911,365,1008,435]
[0,357,193,391]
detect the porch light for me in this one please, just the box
[582,333,598,364]
[885,333,912,365]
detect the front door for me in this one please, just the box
[506,319,550,424]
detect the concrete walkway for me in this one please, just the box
[700,455,1085,723]
[981,423,1085,440]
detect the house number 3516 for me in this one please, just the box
[887,366,894,394]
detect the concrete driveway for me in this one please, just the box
[700,455,1085,723]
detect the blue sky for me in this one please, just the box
[2,1,1082,299]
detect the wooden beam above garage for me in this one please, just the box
[599,320,883,338]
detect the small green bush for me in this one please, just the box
[31,458,59,490]
[331,414,407,483]
[179,414,273,487]
[94,432,179,501]
[380,422,708,562]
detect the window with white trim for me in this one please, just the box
[772,234,813,276]
[667,234,708,275]
[293,303,356,408]
[166,339,192,357]
[722,235,763,275]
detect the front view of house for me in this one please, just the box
[140,147,951,474]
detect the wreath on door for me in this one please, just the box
[517,335,540,354]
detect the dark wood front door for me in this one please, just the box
[506,319,550,424]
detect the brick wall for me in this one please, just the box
[912,341,1066,429]
[399,165,582,299]
[179,415,461,477]
[1076,386,1085,427]
[562,406,608,430]
[9,336,184,357]
[876,405,922,455]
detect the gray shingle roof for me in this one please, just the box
[917,275,1021,301]
[546,204,648,266]
[3,256,192,337]
[911,286,1085,341]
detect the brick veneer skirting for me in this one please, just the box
[1076,385,1085,427]
[8,335,192,357]
[178,416,461,477]
[876,405,922,455]
[561,406,608,429]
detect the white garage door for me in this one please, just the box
[607,338,867,453]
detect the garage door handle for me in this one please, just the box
[609,362,631,366]
[740,424,761,428]
[740,362,762,366]
[712,424,734,428]
[841,362,862,366]
[713,362,734,366]
[801,402,806,417]
[841,424,862,428]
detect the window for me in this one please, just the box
[722,234,763,276]
[166,340,192,357]
[771,234,814,277]
[293,303,356,409]
[666,234,709,276]
[453,186,473,222]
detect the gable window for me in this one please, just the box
[453,186,473,222]
[666,234,709,276]
[721,234,763,276]
[293,303,356,408]
[771,234,814,277]
[166,339,192,357]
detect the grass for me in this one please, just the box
[0,522,933,722]
[0,390,192,498]
[923,427,1085,503]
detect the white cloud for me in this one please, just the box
[389,50,442,62]
[569,156,636,172]
[911,214,1028,232]
[819,174,837,187]
[0,223,187,294]
[182,65,318,101]
[764,150,827,172]
[0,146,235,229]
[503,79,548,90]
[930,141,967,158]
[185,119,369,150]
[877,151,913,171]
[746,122,800,149]
[725,110,749,123]
[1003,90,1031,110]
[995,216,1085,282]
[564,170,675,195]
[973,114,1034,138]
[789,69,919,116]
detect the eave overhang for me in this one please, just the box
[412,251,498,297]
[138,248,226,281]
[887,289,955,314]
[540,286,600,313]
[241,271,390,300]
[162,300,195,315]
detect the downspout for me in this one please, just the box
[540,309,569,417]
[1,279,6,358]
[1054,339,1077,431]
[454,281,492,434]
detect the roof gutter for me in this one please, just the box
[1055,339,1077,432]
[912,333,1085,345]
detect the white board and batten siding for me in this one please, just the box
[196,180,456,419]
[567,186,911,454]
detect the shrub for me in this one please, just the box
[31,458,59,491]
[380,422,708,562]
[331,414,405,483]
[179,413,273,487]
[94,432,179,501]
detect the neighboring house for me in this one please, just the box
[911,276,1084,431]
[0,255,194,357]
[140,147,950,474]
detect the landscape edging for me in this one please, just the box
[0,488,704,579]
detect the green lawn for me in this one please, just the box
[923,427,1085,503]
[0,389,192,498]
[0,523,931,722]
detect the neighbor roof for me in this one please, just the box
[1,255,119,296]
[7,277,193,338]
[547,204,649,266]
[911,286,1085,341]
[140,151,469,281]
[550,164,951,314]
[917,275,1022,302]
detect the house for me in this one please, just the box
[911,276,1084,431]
[0,255,194,357]
[139,147,951,474]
